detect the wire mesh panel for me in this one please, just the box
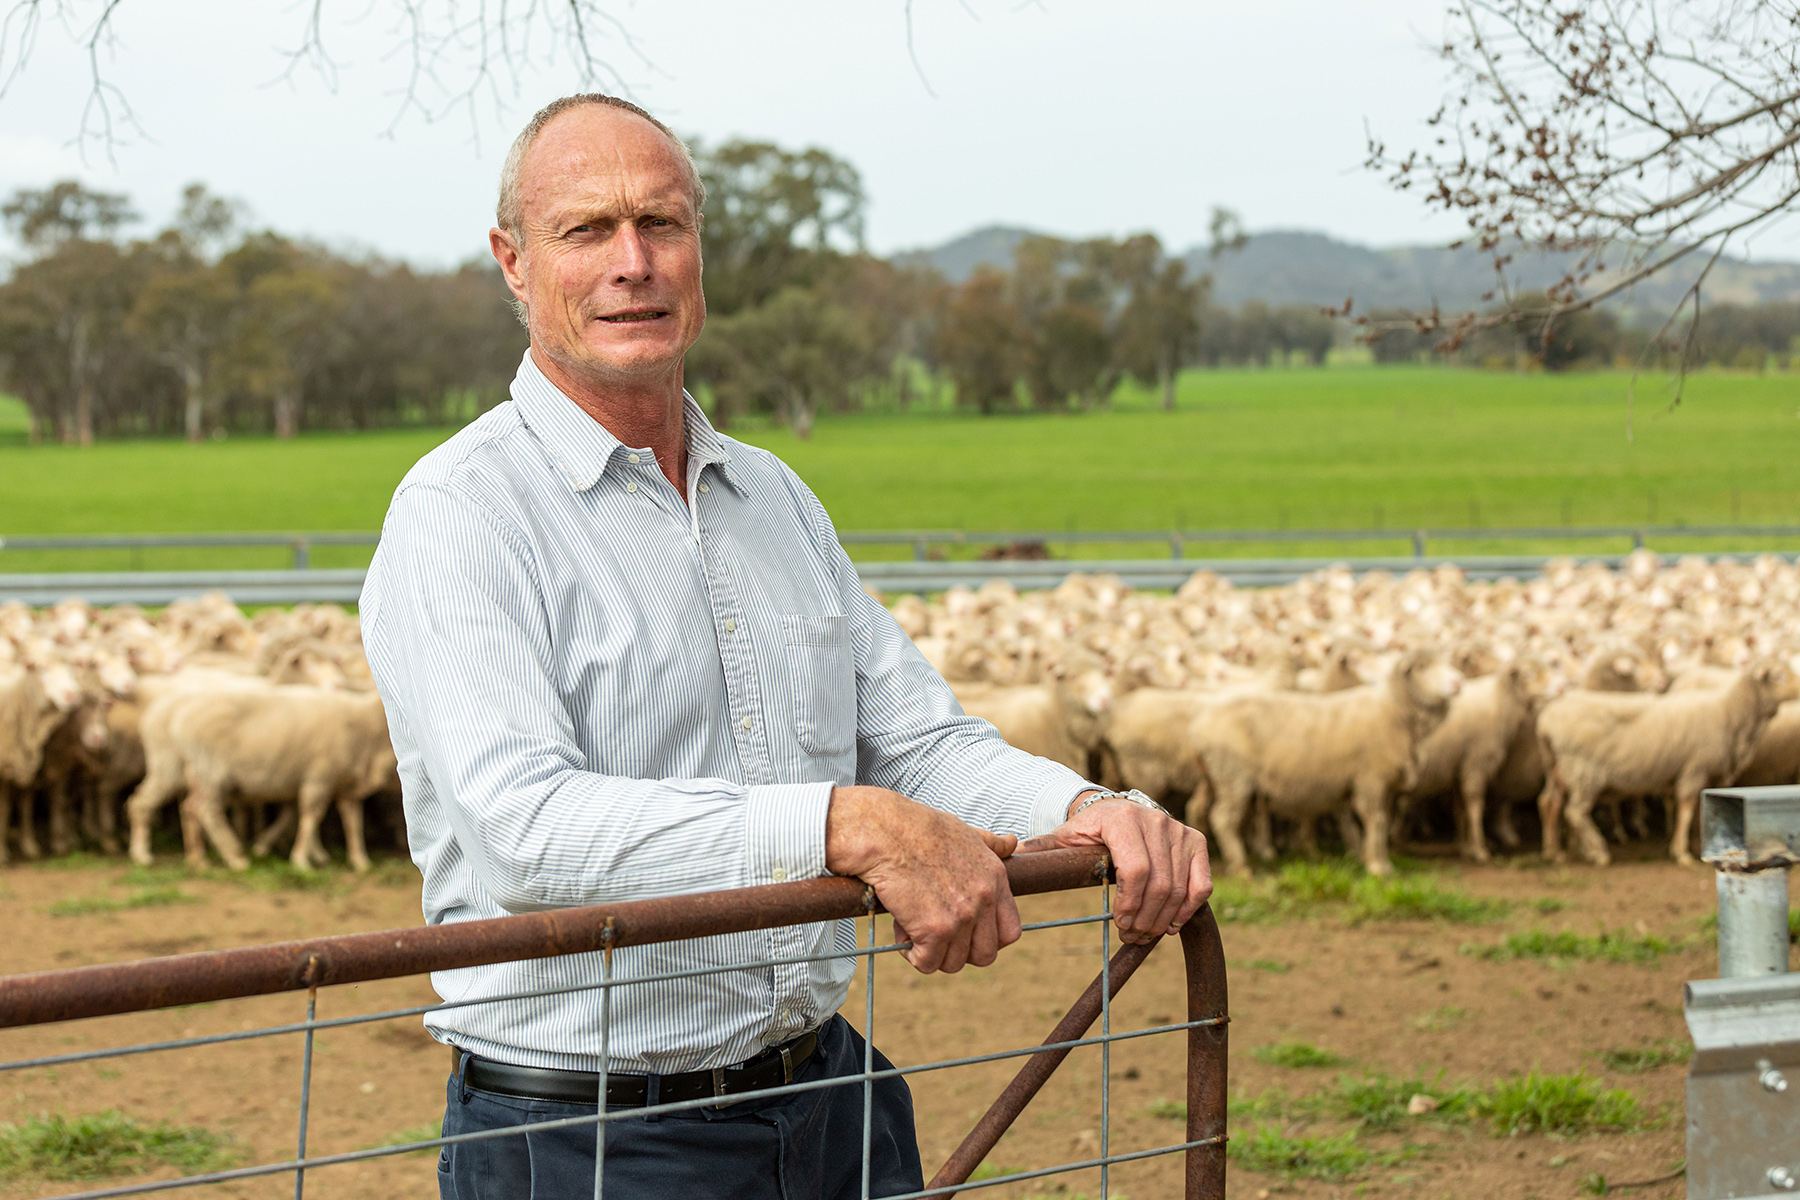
[0,848,1227,1200]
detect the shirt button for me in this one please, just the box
[771,866,787,883]
[626,481,638,494]
[628,453,641,464]
[741,716,752,731]
[698,483,709,494]
[725,618,736,634]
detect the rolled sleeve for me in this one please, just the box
[744,781,833,885]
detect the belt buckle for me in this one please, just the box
[711,1067,727,1099]
[779,1042,795,1084]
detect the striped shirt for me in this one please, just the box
[360,351,1093,1075]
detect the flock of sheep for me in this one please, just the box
[0,594,393,871]
[2,548,1797,878]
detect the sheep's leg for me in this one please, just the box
[1627,796,1652,842]
[15,792,42,860]
[1537,773,1567,864]
[338,795,371,873]
[1290,813,1319,860]
[80,788,101,849]
[1669,770,1707,867]
[1207,777,1255,877]
[1563,784,1612,867]
[1334,806,1362,855]
[125,773,183,867]
[1597,797,1625,843]
[229,804,250,846]
[47,777,77,857]
[187,777,249,871]
[1250,796,1277,862]
[1459,768,1492,863]
[94,782,119,856]
[292,782,333,872]
[1492,800,1521,849]
[178,795,210,872]
[251,807,296,859]
[1182,777,1212,832]
[1351,779,1394,877]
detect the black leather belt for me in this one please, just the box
[454,1028,820,1108]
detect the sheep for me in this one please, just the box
[1535,661,1799,866]
[1403,661,1542,862]
[1192,650,1463,877]
[1097,688,1213,817]
[131,687,396,872]
[0,666,81,865]
[952,668,1113,776]
[1732,699,1800,788]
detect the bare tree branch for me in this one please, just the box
[1364,0,1800,412]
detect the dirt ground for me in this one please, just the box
[0,846,1779,1200]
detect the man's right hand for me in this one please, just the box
[825,785,1021,975]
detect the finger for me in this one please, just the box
[977,829,1018,859]
[1000,881,1029,949]
[1014,832,1060,855]
[1140,835,1188,940]
[968,896,1002,968]
[901,918,947,975]
[1107,813,1154,932]
[937,910,974,974]
[1169,836,1215,932]
[1133,817,1178,937]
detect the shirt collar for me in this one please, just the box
[509,350,744,496]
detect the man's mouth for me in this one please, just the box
[598,309,668,323]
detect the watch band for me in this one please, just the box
[1071,788,1163,820]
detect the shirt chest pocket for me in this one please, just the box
[780,614,855,758]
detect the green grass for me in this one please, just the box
[1244,958,1292,973]
[968,1161,1019,1181]
[1479,1072,1641,1136]
[7,368,1800,570]
[1253,1041,1345,1069]
[1461,928,1679,964]
[1333,1074,1479,1131]
[47,885,202,917]
[1228,1125,1400,1182]
[0,1111,234,1181]
[1208,859,1505,925]
[363,1120,442,1155]
[1410,1005,1470,1032]
[1597,1039,1693,1074]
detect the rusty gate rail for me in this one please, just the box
[0,847,1229,1199]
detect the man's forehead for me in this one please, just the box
[521,108,691,216]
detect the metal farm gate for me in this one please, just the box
[0,846,1229,1199]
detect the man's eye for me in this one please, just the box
[570,224,593,234]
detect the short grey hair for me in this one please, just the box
[495,93,706,243]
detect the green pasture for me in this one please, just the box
[3,367,1799,574]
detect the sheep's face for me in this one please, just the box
[1754,661,1800,707]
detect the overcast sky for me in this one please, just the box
[6,1,1799,269]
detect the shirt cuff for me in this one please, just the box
[1029,778,1098,839]
[745,781,834,885]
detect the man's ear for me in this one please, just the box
[489,227,530,305]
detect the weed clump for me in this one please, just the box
[0,1111,233,1181]
[1479,1071,1640,1136]
[1253,1041,1345,1069]
[1229,1126,1401,1182]
[1461,928,1677,964]
[1208,860,1505,925]
[48,886,201,918]
[1598,1039,1692,1074]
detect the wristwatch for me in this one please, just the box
[1070,788,1164,820]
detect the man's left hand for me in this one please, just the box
[1017,800,1212,945]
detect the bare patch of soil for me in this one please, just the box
[0,848,1783,1199]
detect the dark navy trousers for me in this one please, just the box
[438,1016,924,1199]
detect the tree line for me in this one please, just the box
[7,143,1800,445]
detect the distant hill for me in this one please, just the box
[897,225,1800,320]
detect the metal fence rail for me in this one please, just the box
[0,846,1229,1200]
[7,551,1799,605]
[8,523,1800,566]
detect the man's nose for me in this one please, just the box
[610,225,652,283]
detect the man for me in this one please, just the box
[361,92,1211,1200]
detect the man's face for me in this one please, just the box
[493,106,705,391]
